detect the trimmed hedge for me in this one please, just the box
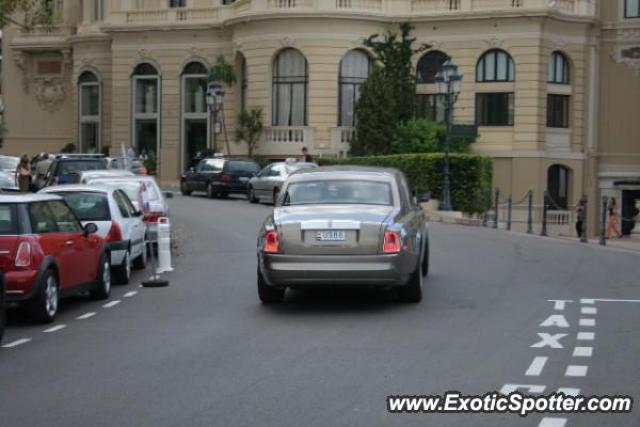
[317,153,493,214]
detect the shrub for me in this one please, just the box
[317,153,492,213]
[391,118,445,154]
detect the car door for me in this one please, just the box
[396,175,422,257]
[114,190,145,259]
[253,164,272,198]
[268,164,286,202]
[47,200,99,286]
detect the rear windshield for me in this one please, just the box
[226,161,260,174]
[56,160,107,176]
[284,180,393,206]
[56,192,111,222]
[0,204,19,234]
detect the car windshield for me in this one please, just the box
[55,192,111,222]
[0,204,18,234]
[0,157,19,171]
[57,160,107,176]
[226,161,260,174]
[283,180,393,206]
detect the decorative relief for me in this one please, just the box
[13,51,31,92]
[279,37,294,48]
[33,77,66,113]
[138,48,152,59]
[427,40,444,50]
[611,29,640,77]
[485,38,504,48]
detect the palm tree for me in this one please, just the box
[208,55,237,156]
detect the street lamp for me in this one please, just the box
[206,81,225,154]
[434,58,462,212]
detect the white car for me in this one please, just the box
[39,185,147,284]
[86,176,172,242]
[76,169,134,184]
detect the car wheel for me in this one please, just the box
[248,187,259,204]
[257,268,285,304]
[114,250,131,285]
[91,254,111,300]
[27,269,58,324]
[207,182,215,199]
[133,242,147,270]
[180,182,192,196]
[422,239,429,277]
[398,254,423,303]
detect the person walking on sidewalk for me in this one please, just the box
[15,154,32,193]
[575,199,585,238]
[606,197,623,239]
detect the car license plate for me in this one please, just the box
[316,231,346,242]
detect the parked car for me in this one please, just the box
[256,166,430,304]
[248,161,317,204]
[0,194,110,323]
[0,270,5,344]
[86,176,172,241]
[0,155,19,173]
[39,185,147,284]
[74,169,135,184]
[108,158,148,175]
[44,154,108,187]
[0,170,19,192]
[180,158,261,198]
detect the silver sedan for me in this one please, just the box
[256,166,430,304]
[247,161,317,204]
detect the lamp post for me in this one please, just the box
[206,81,225,154]
[434,59,462,212]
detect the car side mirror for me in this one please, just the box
[84,223,98,235]
[417,192,431,203]
[164,191,174,199]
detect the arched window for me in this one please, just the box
[338,50,370,127]
[78,71,100,153]
[548,51,570,84]
[547,165,570,210]
[272,48,308,126]
[132,62,160,173]
[416,50,449,84]
[181,61,208,171]
[476,49,515,82]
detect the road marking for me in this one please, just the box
[43,325,67,333]
[548,300,573,310]
[580,299,596,304]
[1,338,32,348]
[573,347,593,357]
[538,418,567,427]
[579,318,596,327]
[76,312,96,320]
[590,299,640,303]
[123,291,138,298]
[577,332,595,341]
[565,365,588,377]
[531,333,567,349]
[557,388,581,397]
[540,314,569,328]
[526,357,548,377]
[581,306,597,315]
[103,300,121,308]
[500,384,546,394]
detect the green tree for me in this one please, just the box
[209,55,237,155]
[235,107,264,158]
[391,118,445,154]
[1,0,56,29]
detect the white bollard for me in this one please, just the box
[156,217,174,274]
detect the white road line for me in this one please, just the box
[2,338,32,348]
[557,388,581,397]
[577,331,595,341]
[76,312,96,320]
[573,347,593,357]
[548,300,573,310]
[500,384,546,394]
[591,299,640,303]
[102,300,121,308]
[581,306,597,315]
[579,318,596,327]
[525,357,548,377]
[565,365,589,377]
[43,325,67,333]
[580,299,596,304]
[539,417,567,427]
[123,291,138,298]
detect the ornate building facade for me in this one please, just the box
[1,0,638,231]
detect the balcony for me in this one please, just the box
[330,126,355,155]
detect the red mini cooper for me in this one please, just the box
[0,194,110,323]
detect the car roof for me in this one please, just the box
[287,166,400,182]
[0,193,63,203]
[53,153,105,159]
[202,157,256,163]
[39,184,113,195]
[80,170,134,176]
[91,175,157,184]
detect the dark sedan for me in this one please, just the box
[181,158,260,198]
[256,166,430,304]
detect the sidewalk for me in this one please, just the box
[555,234,640,253]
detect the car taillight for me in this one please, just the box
[263,230,279,253]
[144,212,164,223]
[383,230,401,254]
[15,241,32,267]
[221,174,232,183]
[138,167,148,175]
[106,221,123,242]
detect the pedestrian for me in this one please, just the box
[301,147,313,163]
[34,152,52,190]
[606,197,623,239]
[574,199,585,238]
[127,145,136,160]
[15,154,32,193]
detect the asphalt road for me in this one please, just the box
[1,194,639,427]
